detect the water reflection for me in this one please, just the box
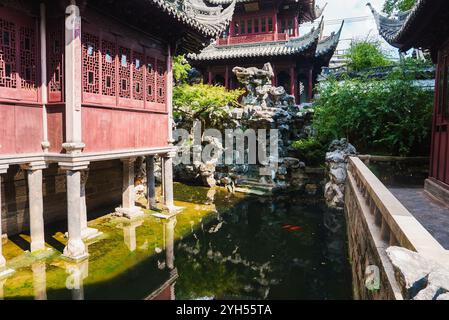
[122,219,144,252]
[0,278,5,300]
[1,184,352,300]
[64,260,89,300]
[32,261,47,300]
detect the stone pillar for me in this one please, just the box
[0,166,14,279]
[40,2,50,152]
[22,162,47,252]
[63,3,85,154]
[208,68,212,85]
[162,152,176,212]
[115,158,143,219]
[164,217,176,270]
[289,66,296,101]
[32,261,47,300]
[308,68,313,101]
[80,170,101,239]
[146,156,156,210]
[62,167,88,262]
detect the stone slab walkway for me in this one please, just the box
[389,187,449,250]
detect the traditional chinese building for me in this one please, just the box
[0,0,234,276]
[369,0,449,205]
[188,0,343,103]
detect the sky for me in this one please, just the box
[300,0,399,58]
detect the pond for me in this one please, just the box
[1,184,352,300]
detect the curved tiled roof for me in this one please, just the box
[316,20,344,57]
[367,0,443,50]
[149,0,236,37]
[188,17,324,61]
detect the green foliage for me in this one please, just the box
[173,83,244,128]
[311,71,433,156]
[173,55,192,84]
[291,137,326,166]
[383,0,416,15]
[345,40,391,72]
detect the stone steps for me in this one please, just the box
[235,178,275,196]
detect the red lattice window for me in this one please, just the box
[0,18,17,89]
[156,59,166,104]
[146,56,155,102]
[19,25,37,89]
[118,46,131,99]
[132,50,144,101]
[47,20,63,95]
[101,39,116,97]
[82,33,100,94]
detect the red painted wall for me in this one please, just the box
[82,106,168,152]
[47,105,65,153]
[0,105,43,155]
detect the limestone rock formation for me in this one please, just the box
[386,246,449,300]
[324,138,357,209]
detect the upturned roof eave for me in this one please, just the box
[367,0,443,52]
[149,0,237,39]
[188,16,323,61]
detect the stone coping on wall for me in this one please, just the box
[0,146,176,167]
[348,157,449,265]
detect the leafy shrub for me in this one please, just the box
[311,74,433,156]
[173,84,244,128]
[291,137,326,166]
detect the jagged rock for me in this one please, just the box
[305,184,318,195]
[174,63,317,189]
[386,247,437,299]
[330,166,347,184]
[324,139,357,210]
[436,292,449,300]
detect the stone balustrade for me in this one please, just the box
[345,156,449,299]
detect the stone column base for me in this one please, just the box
[114,207,144,219]
[81,227,103,241]
[61,252,89,263]
[0,267,15,280]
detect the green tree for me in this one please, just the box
[382,0,416,15]
[345,40,390,72]
[173,55,192,84]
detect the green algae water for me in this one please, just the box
[1,183,352,300]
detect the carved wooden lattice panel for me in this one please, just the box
[101,39,116,97]
[156,59,166,104]
[82,33,100,94]
[132,50,144,101]
[146,56,155,103]
[119,46,131,99]
[0,18,17,89]
[47,19,63,96]
[19,25,37,90]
